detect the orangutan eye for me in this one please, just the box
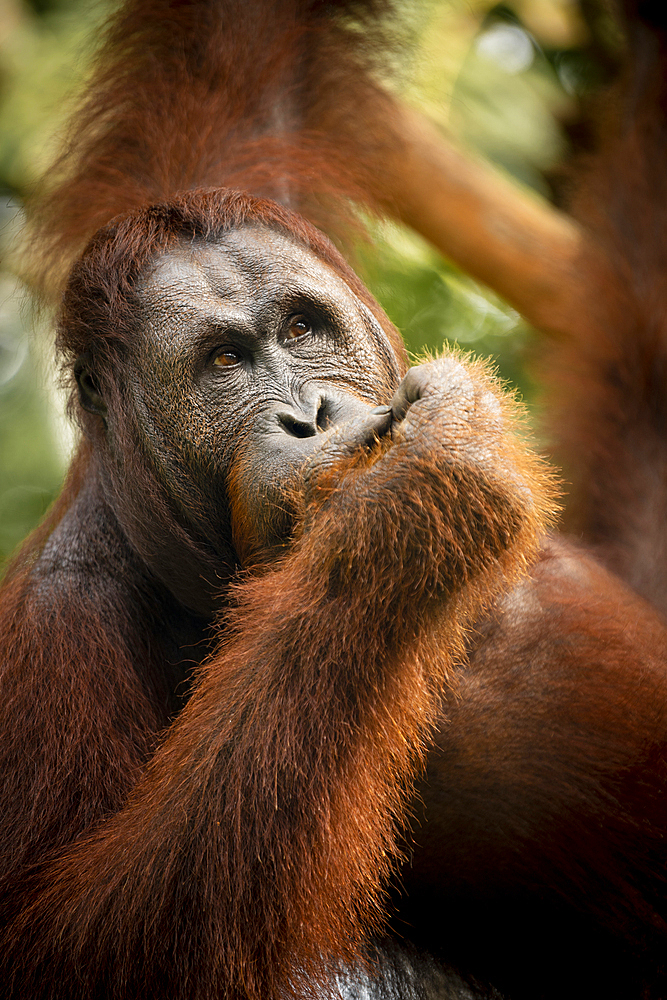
[284,315,312,341]
[213,348,241,368]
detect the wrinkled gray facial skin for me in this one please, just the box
[125,225,403,565]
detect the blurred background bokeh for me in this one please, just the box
[0,0,599,565]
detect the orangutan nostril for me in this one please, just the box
[278,412,317,438]
[316,398,331,431]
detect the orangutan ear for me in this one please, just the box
[74,354,107,418]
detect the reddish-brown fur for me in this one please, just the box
[0,245,552,999]
[4,1,667,999]
[542,11,667,618]
[26,0,399,297]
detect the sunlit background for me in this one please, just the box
[0,0,599,564]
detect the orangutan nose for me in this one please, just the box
[276,388,374,439]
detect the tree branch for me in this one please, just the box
[374,104,608,341]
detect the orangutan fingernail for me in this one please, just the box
[370,405,392,415]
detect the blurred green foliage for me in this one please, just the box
[0,0,591,565]
[0,201,70,560]
[0,289,63,557]
[0,0,109,194]
[359,220,534,393]
[0,0,109,563]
